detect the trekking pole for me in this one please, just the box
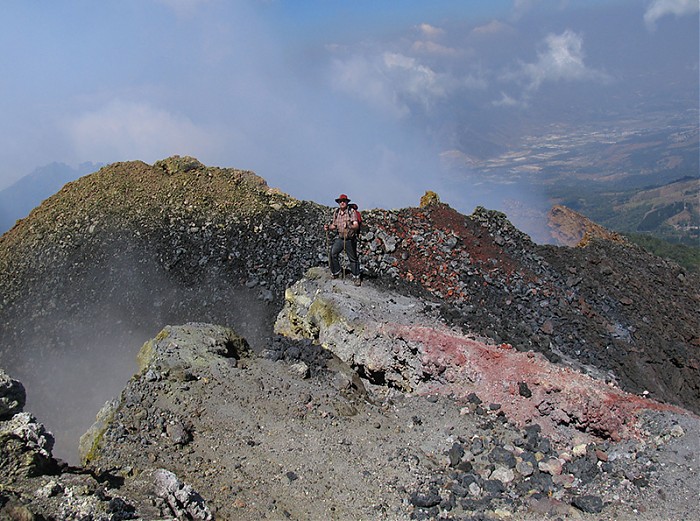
[325,228,332,271]
[342,234,347,281]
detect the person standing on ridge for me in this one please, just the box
[324,194,361,286]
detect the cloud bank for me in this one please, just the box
[67,100,221,164]
[513,30,611,93]
[644,0,699,30]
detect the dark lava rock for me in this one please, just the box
[410,488,442,508]
[518,381,532,398]
[572,494,604,513]
[488,446,516,468]
[447,442,465,467]
[565,453,599,484]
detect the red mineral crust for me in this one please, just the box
[383,322,687,445]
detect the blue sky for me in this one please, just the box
[1,0,697,215]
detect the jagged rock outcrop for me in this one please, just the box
[0,331,227,520]
[80,323,251,466]
[0,157,329,462]
[547,205,627,247]
[0,369,26,419]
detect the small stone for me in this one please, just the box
[539,457,563,476]
[573,444,588,457]
[540,320,554,335]
[552,473,576,488]
[670,424,685,437]
[489,447,516,468]
[490,466,515,484]
[289,362,309,379]
[516,460,534,477]
[410,488,441,508]
[467,393,482,405]
[447,442,464,467]
[518,382,532,398]
[572,494,604,513]
[468,482,481,497]
[0,369,26,420]
[166,421,191,446]
[594,449,608,462]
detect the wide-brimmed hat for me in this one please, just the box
[335,194,351,203]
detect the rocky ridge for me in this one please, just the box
[0,156,698,519]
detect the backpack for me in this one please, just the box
[349,203,363,231]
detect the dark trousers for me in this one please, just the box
[330,237,360,277]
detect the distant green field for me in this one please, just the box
[547,176,699,271]
[549,176,699,246]
[623,233,700,273]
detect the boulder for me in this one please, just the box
[0,369,25,420]
[0,412,55,479]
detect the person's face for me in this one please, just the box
[338,199,348,208]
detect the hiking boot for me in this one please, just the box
[332,272,340,279]
[353,276,362,287]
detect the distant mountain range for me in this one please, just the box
[0,162,101,234]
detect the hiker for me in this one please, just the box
[324,193,361,286]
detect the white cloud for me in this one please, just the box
[418,23,444,39]
[330,51,454,117]
[330,54,409,118]
[515,30,610,91]
[412,23,458,56]
[644,0,699,30]
[67,100,221,164]
[471,20,512,36]
[384,52,449,102]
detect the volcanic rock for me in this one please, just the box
[0,157,698,520]
[548,204,627,247]
[275,267,690,446]
[1,319,698,520]
[0,368,25,420]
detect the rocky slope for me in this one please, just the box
[0,156,698,519]
[1,305,698,520]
